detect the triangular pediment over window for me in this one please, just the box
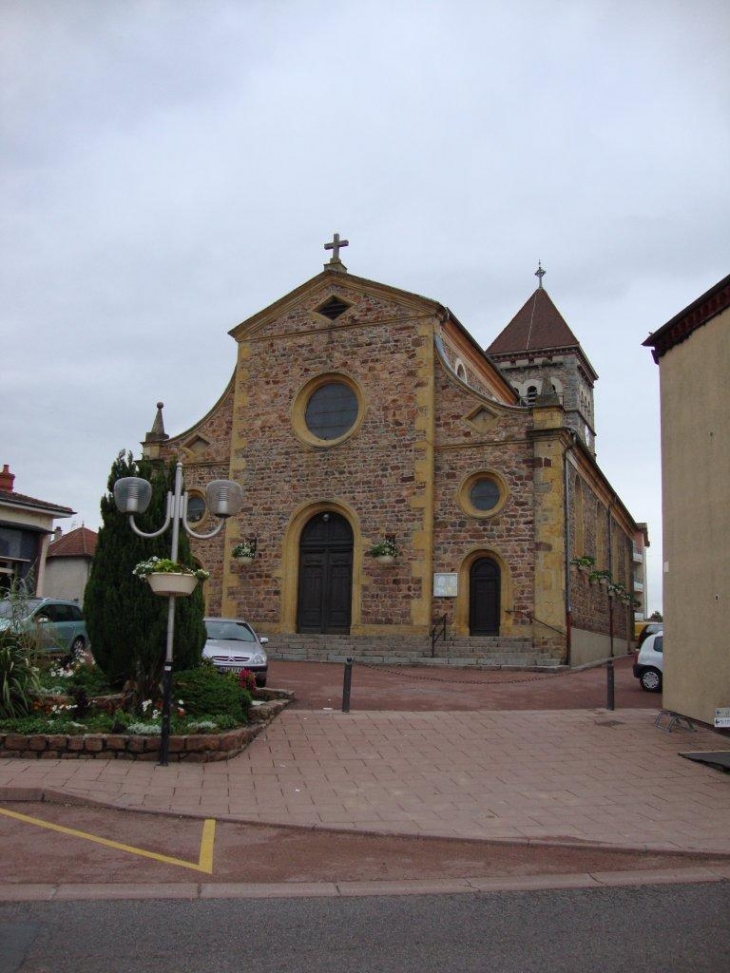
[465,405,500,434]
[183,434,212,457]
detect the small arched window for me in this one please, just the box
[526,385,538,404]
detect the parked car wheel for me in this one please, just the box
[640,667,662,692]
[71,636,86,656]
[255,674,267,688]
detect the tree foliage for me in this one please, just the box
[84,452,207,697]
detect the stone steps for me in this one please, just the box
[266,633,564,668]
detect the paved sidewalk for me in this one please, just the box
[2,707,728,855]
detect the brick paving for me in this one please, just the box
[1,706,729,856]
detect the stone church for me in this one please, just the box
[142,239,639,666]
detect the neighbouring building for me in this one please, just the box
[643,272,730,725]
[0,464,75,596]
[141,242,640,666]
[632,522,650,623]
[44,526,98,605]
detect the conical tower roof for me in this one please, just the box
[487,286,581,356]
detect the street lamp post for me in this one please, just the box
[114,462,243,765]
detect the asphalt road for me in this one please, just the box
[2,883,729,973]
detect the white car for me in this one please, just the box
[633,630,663,692]
[202,617,269,687]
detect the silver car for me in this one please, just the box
[202,617,269,687]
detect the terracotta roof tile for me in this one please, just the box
[0,489,74,516]
[487,288,581,355]
[47,526,97,558]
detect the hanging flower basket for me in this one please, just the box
[147,572,199,597]
[232,540,257,564]
[133,557,209,598]
[366,538,399,563]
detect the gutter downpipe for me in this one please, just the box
[563,432,577,666]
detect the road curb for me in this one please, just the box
[1,866,729,902]
[2,786,730,860]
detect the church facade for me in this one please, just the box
[143,245,638,666]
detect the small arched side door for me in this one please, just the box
[469,557,500,635]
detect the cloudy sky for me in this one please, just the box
[3,0,729,613]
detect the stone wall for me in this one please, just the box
[0,699,289,762]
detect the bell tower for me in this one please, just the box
[486,265,598,455]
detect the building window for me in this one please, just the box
[293,374,364,447]
[470,478,500,511]
[459,471,508,518]
[186,493,206,524]
[316,296,351,321]
[305,383,358,440]
[526,385,538,404]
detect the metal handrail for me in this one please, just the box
[430,614,447,656]
[505,609,565,637]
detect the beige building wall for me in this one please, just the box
[43,559,92,605]
[0,505,55,595]
[660,308,730,724]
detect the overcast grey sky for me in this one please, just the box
[3,0,729,613]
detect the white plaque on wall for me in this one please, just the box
[433,573,458,597]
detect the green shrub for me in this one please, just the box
[38,659,111,697]
[0,630,41,718]
[174,662,251,722]
[0,715,90,734]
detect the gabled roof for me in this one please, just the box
[228,267,445,341]
[47,526,97,559]
[642,272,730,363]
[0,489,74,518]
[487,287,582,356]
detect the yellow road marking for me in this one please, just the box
[0,806,216,874]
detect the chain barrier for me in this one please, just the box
[354,657,584,687]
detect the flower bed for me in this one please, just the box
[0,694,291,762]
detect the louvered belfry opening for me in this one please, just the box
[317,296,350,321]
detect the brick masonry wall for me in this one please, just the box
[433,363,536,637]
[568,472,633,641]
[150,272,634,653]
[0,699,289,761]
[225,280,438,630]
[0,723,263,761]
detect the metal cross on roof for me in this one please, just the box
[535,261,546,288]
[324,233,349,264]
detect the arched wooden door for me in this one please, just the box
[469,557,501,635]
[297,512,353,634]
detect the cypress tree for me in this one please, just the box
[84,451,206,700]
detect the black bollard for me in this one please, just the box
[606,658,615,711]
[342,657,353,713]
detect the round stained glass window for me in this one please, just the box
[186,495,206,524]
[469,478,501,512]
[305,382,359,441]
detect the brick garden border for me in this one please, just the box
[0,697,291,763]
